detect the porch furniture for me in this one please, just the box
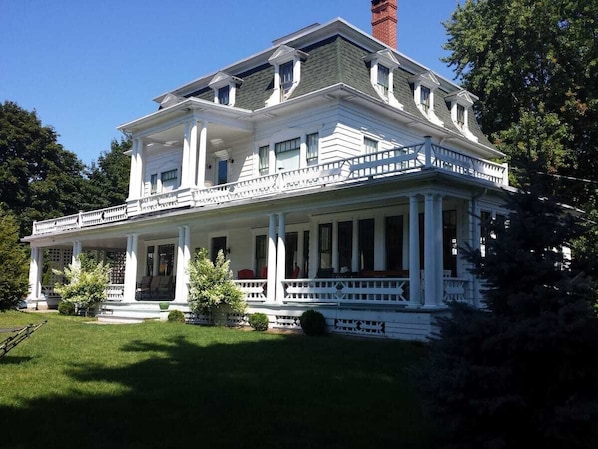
[136,275,152,299]
[259,266,268,279]
[291,265,300,279]
[238,269,255,279]
[149,276,162,298]
[156,275,173,299]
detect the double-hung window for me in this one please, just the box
[279,61,294,98]
[306,132,319,163]
[258,145,269,175]
[364,137,378,154]
[456,104,465,128]
[377,64,390,96]
[218,85,230,105]
[150,174,158,195]
[160,169,178,192]
[275,137,300,171]
[420,86,431,113]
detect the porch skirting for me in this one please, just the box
[97,300,448,341]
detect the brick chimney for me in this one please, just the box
[371,0,398,48]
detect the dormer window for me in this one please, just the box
[409,71,443,126]
[420,86,431,113]
[446,90,478,142]
[364,49,402,109]
[377,65,390,96]
[266,45,308,106]
[218,85,230,106]
[209,72,242,107]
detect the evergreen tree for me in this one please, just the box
[0,207,30,311]
[417,191,598,449]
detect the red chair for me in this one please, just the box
[291,265,300,279]
[238,269,255,279]
[260,266,268,279]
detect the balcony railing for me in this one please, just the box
[31,141,507,236]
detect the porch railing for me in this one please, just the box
[233,280,267,302]
[31,141,507,236]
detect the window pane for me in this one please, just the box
[364,137,378,154]
[443,210,457,276]
[280,61,293,94]
[150,174,158,194]
[161,169,177,182]
[255,235,267,277]
[377,64,389,95]
[420,86,431,112]
[218,85,230,105]
[337,221,352,272]
[158,244,174,276]
[359,219,375,271]
[318,223,332,270]
[146,246,155,276]
[275,137,300,154]
[456,104,465,127]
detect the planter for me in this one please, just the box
[159,302,170,311]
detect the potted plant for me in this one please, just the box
[159,301,170,311]
[187,248,246,326]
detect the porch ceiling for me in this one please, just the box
[147,122,251,150]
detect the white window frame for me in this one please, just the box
[409,71,443,126]
[364,137,379,154]
[306,132,319,164]
[445,90,479,142]
[364,49,402,109]
[258,145,270,176]
[209,71,242,107]
[266,45,308,106]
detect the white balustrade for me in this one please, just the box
[234,280,267,302]
[106,284,125,302]
[443,278,468,303]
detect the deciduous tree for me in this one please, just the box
[0,207,29,311]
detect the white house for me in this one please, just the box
[23,1,511,340]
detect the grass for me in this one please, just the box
[0,310,438,449]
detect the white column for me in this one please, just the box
[435,195,444,306]
[181,122,191,188]
[124,234,139,301]
[423,194,436,307]
[72,240,82,265]
[267,214,277,303]
[276,213,286,301]
[197,121,208,187]
[309,219,318,278]
[27,247,41,301]
[127,139,140,199]
[296,230,304,278]
[374,215,385,270]
[409,195,421,306]
[175,226,190,302]
[137,140,145,198]
[351,218,359,273]
[331,219,339,273]
[189,120,199,188]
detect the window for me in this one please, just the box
[443,210,457,276]
[337,221,353,272]
[255,235,267,278]
[359,219,375,271]
[146,246,155,275]
[161,169,178,192]
[318,223,332,270]
[377,64,390,96]
[158,244,174,276]
[456,104,465,128]
[211,236,227,262]
[258,145,269,175]
[385,216,403,271]
[150,174,158,194]
[217,159,228,185]
[275,137,301,171]
[218,85,230,105]
[364,137,378,154]
[279,61,294,98]
[306,132,319,163]
[420,86,431,113]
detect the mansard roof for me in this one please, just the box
[152,18,496,153]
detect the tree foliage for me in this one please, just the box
[0,101,90,237]
[444,0,598,201]
[187,249,246,316]
[417,192,598,449]
[0,207,29,311]
[85,138,131,210]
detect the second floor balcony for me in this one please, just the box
[30,138,508,237]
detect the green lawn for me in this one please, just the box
[0,311,437,449]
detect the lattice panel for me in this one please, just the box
[334,319,385,335]
[187,312,212,325]
[107,250,126,284]
[276,315,301,328]
[227,313,247,326]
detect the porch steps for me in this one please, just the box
[97,301,190,323]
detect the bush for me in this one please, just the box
[248,313,269,331]
[57,300,76,316]
[167,309,186,323]
[300,310,326,336]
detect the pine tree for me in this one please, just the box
[417,191,598,449]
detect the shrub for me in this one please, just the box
[248,313,269,331]
[57,300,76,316]
[187,248,246,315]
[167,309,186,323]
[300,310,326,336]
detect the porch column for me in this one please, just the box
[72,240,82,265]
[27,246,43,301]
[137,140,144,198]
[188,120,199,188]
[470,198,482,307]
[434,195,444,306]
[181,122,192,188]
[267,214,277,303]
[127,139,139,200]
[175,226,191,302]
[423,193,436,307]
[276,213,286,302]
[196,121,208,187]
[351,217,359,273]
[409,195,421,306]
[124,234,139,301]
[308,219,318,278]
[331,219,339,273]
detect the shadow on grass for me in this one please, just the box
[0,330,437,449]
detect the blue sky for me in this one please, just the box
[1,0,463,165]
